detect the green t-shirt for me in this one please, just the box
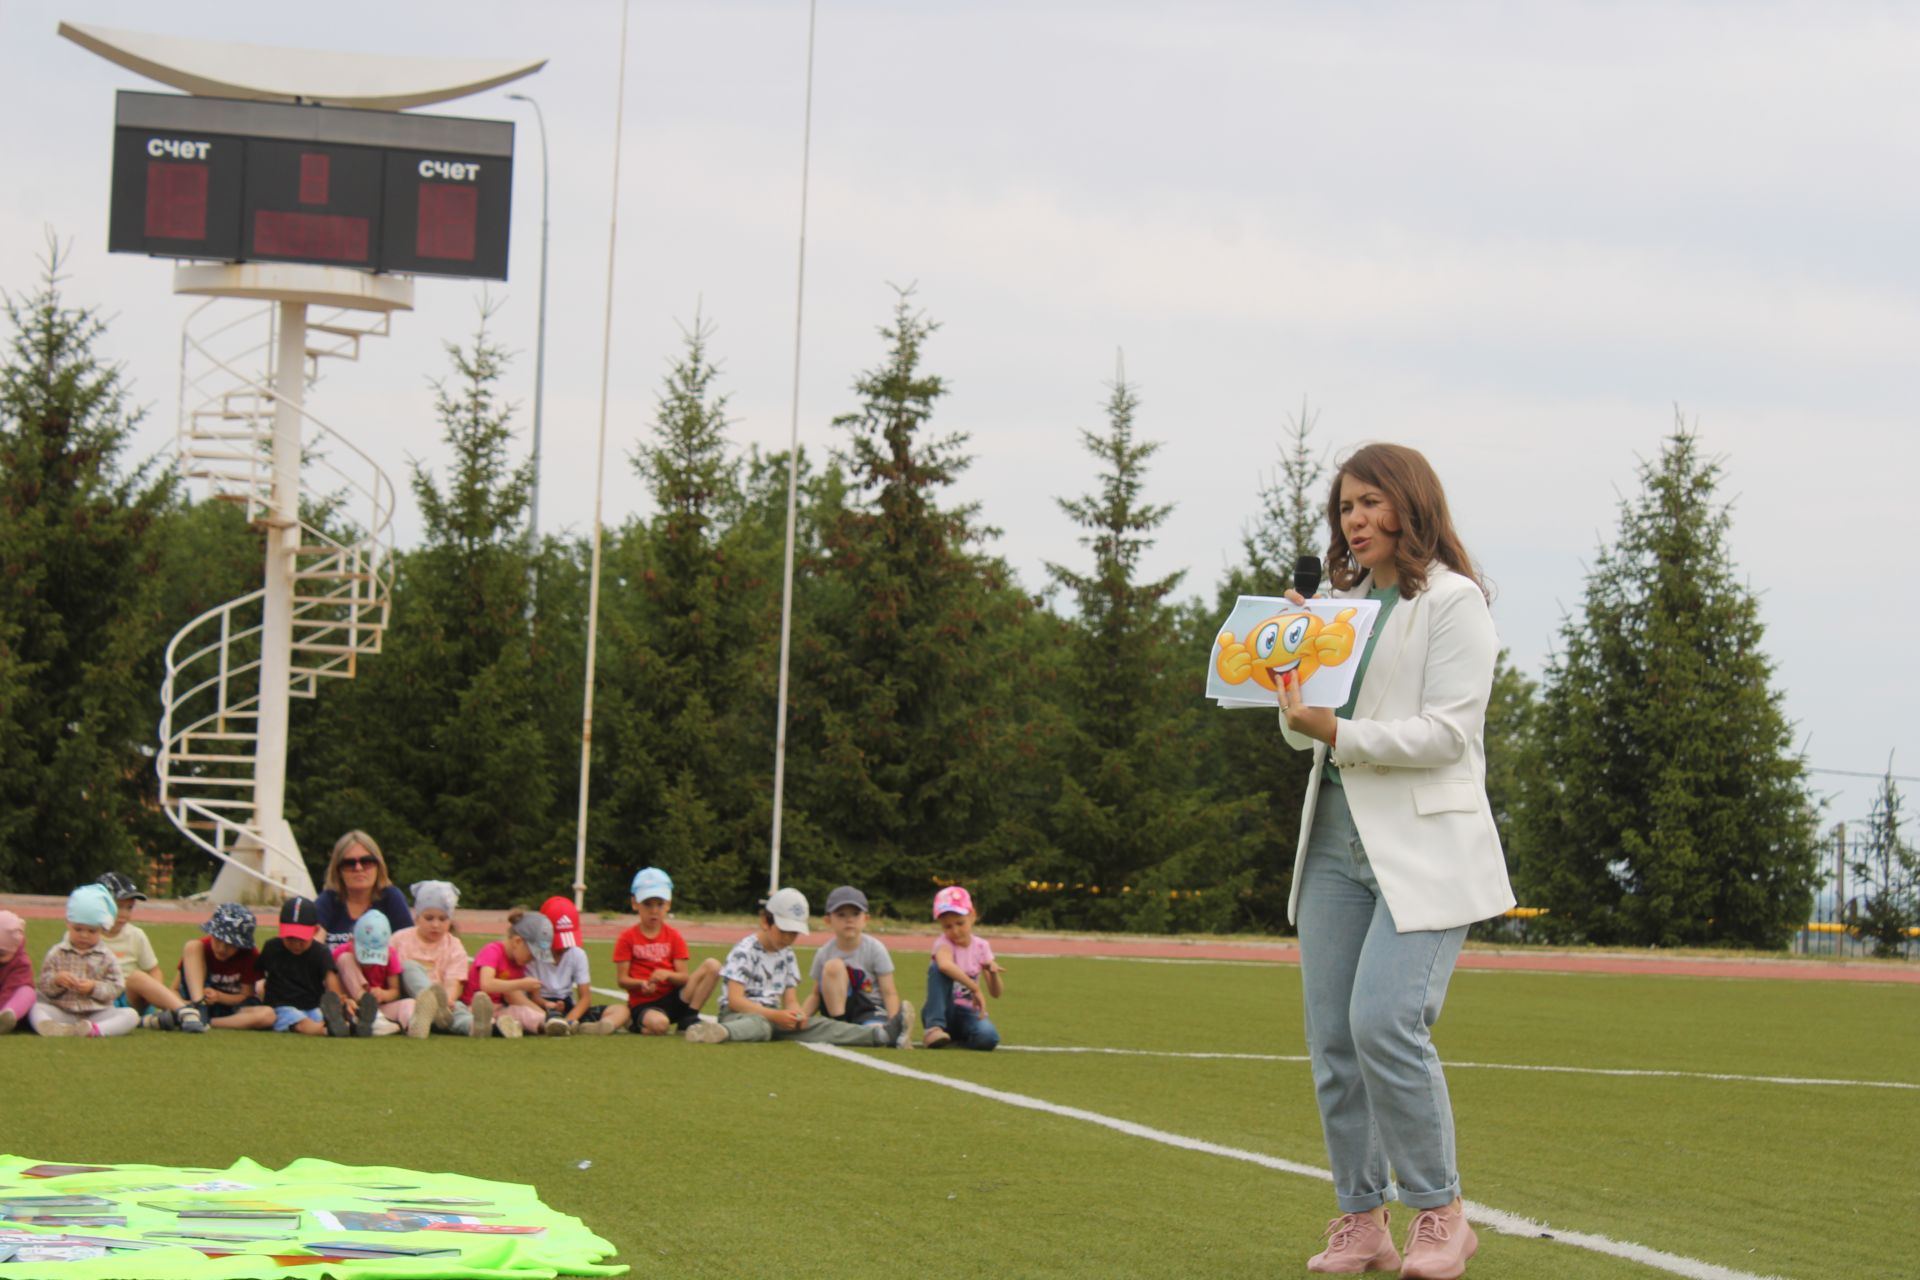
[1324,585,1400,787]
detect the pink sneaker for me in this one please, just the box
[1308,1211,1401,1273]
[1399,1206,1478,1280]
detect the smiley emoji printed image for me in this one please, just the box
[1214,607,1359,693]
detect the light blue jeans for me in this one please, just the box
[400,959,473,1035]
[1297,782,1468,1213]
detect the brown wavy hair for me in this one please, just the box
[324,829,392,899]
[1325,443,1484,600]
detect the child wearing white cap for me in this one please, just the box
[687,888,912,1048]
[613,867,719,1036]
[30,885,138,1037]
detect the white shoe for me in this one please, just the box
[36,1020,87,1037]
[407,986,442,1039]
[369,1015,401,1037]
[544,1018,571,1037]
[683,1019,729,1044]
[469,992,495,1038]
[496,1012,523,1039]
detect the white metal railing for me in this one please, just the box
[158,300,396,894]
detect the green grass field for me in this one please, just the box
[6,918,1916,1278]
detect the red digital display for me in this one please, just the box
[415,183,477,261]
[145,161,208,240]
[298,153,330,205]
[253,210,370,262]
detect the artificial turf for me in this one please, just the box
[4,917,1914,1278]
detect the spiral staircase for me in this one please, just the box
[156,292,400,900]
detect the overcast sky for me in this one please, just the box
[4,1,1914,830]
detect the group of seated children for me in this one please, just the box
[0,858,1007,1049]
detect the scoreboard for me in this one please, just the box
[109,91,513,281]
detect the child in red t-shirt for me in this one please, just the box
[613,867,720,1035]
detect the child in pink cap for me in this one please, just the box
[922,885,1005,1050]
[0,910,34,1034]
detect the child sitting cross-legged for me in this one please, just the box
[30,885,138,1037]
[686,888,911,1048]
[529,896,628,1036]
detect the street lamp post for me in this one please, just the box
[507,91,550,551]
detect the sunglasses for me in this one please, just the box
[339,856,380,871]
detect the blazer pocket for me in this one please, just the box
[1412,780,1482,816]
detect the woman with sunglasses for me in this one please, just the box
[313,830,414,950]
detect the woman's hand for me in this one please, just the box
[1277,668,1338,745]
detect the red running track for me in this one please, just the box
[6,895,1914,985]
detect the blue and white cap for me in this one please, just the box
[202,902,257,950]
[353,909,392,965]
[630,867,673,903]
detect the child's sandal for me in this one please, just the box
[175,1005,208,1034]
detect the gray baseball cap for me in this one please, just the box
[511,911,555,951]
[824,885,869,914]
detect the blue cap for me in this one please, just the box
[65,884,117,928]
[630,867,673,903]
[202,902,257,950]
[353,909,392,964]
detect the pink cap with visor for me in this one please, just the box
[932,886,974,919]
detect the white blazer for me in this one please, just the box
[1281,564,1516,933]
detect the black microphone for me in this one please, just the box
[1292,554,1322,599]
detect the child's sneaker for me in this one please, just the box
[176,1004,208,1033]
[0,1008,15,1034]
[544,1018,571,1037]
[141,1008,177,1031]
[496,1012,523,1038]
[369,1014,402,1036]
[1306,1211,1399,1273]
[1399,1207,1476,1280]
[923,1026,951,1049]
[469,992,495,1039]
[354,992,379,1036]
[881,1001,914,1049]
[320,991,350,1038]
[407,986,442,1039]
[683,1019,729,1044]
[37,1020,86,1036]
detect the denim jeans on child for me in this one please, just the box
[922,963,999,1050]
[1296,781,1468,1213]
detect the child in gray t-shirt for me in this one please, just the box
[802,885,903,1028]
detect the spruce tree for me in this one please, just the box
[289,313,559,901]
[1197,403,1327,929]
[1849,768,1917,956]
[1040,360,1259,931]
[0,244,176,890]
[784,287,1038,915]
[1520,424,1819,947]
[594,312,771,910]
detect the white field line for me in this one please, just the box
[998,1045,1920,1092]
[590,988,1915,1092]
[804,1044,1787,1280]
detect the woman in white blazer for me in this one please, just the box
[1274,443,1514,1279]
